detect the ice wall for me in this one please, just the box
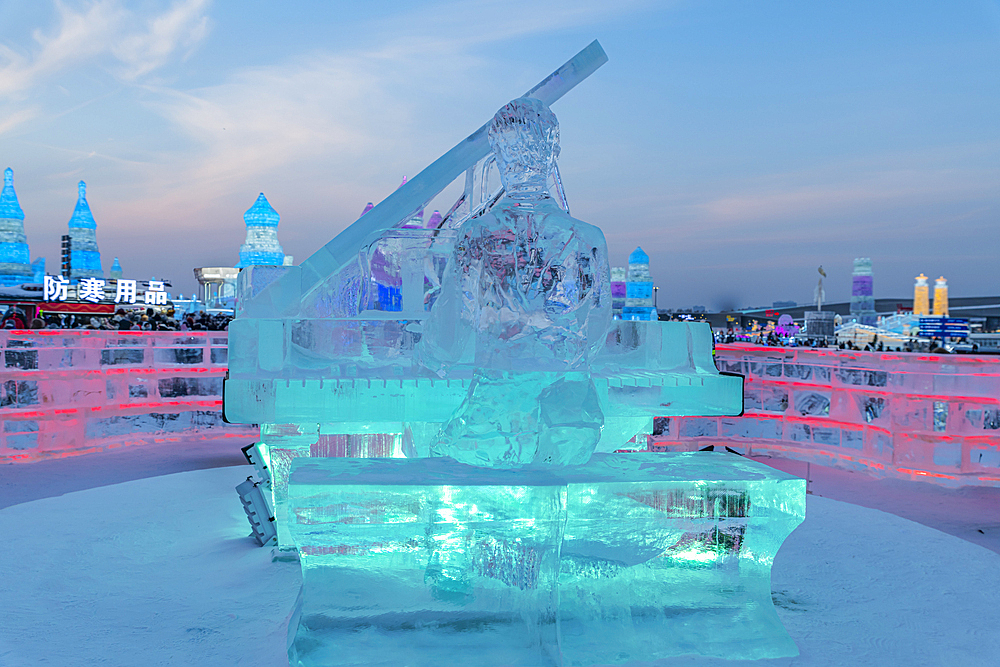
[652,343,1000,486]
[0,330,256,462]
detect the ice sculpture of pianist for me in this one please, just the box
[420,97,610,468]
[282,95,806,667]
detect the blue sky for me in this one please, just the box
[0,0,997,308]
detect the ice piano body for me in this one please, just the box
[288,453,804,666]
[222,41,803,664]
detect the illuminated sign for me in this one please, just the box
[43,275,69,301]
[115,279,137,304]
[42,275,170,306]
[145,281,167,305]
[78,278,106,303]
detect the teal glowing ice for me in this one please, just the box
[224,39,745,548]
[287,452,805,665]
[419,97,611,467]
[220,41,800,666]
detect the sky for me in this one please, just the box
[0,0,997,309]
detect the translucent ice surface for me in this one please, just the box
[223,42,745,553]
[419,97,610,466]
[665,344,1000,485]
[286,452,805,666]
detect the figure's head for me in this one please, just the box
[488,97,559,196]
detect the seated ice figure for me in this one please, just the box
[421,97,611,467]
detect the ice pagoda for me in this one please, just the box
[0,168,34,286]
[236,193,286,267]
[67,181,103,281]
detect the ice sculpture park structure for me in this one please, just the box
[655,343,1000,486]
[224,42,806,665]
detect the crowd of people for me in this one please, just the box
[1,307,233,331]
[714,330,972,354]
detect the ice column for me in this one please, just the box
[934,276,949,316]
[623,246,655,321]
[610,266,626,319]
[850,257,876,326]
[913,274,930,316]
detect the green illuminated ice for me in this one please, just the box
[222,40,800,666]
[287,453,805,665]
[224,41,743,550]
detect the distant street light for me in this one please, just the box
[653,286,659,309]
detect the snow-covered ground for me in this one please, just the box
[1,444,998,667]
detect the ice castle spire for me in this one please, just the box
[66,180,103,281]
[0,168,34,286]
[237,193,285,267]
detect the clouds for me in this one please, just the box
[0,0,997,307]
[139,0,653,197]
[110,0,211,80]
[0,0,210,106]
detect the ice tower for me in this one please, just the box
[109,257,123,279]
[224,41,803,665]
[67,181,103,281]
[0,168,33,287]
[850,257,876,326]
[622,246,655,320]
[913,274,930,316]
[934,276,949,316]
[610,266,626,318]
[236,194,285,267]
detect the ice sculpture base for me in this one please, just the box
[287,452,804,665]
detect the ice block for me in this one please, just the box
[286,452,805,666]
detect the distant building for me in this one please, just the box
[194,267,240,306]
[850,257,876,326]
[0,168,33,286]
[236,193,288,268]
[934,277,949,316]
[66,181,103,282]
[622,246,656,321]
[913,274,930,316]
[110,257,123,279]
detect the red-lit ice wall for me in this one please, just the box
[0,330,257,463]
[652,344,1000,486]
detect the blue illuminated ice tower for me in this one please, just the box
[67,181,103,281]
[236,193,285,267]
[622,246,656,320]
[0,168,34,286]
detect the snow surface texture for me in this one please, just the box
[1,465,998,667]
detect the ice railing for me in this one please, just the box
[0,330,256,463]
[652,344,1000,486]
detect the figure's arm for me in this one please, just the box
[586,229,613,358]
